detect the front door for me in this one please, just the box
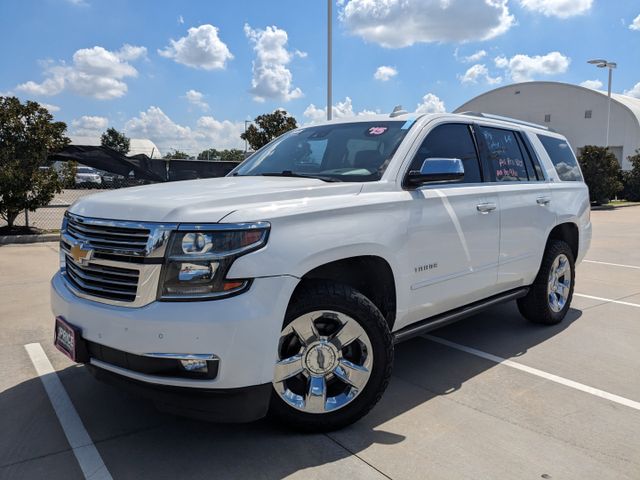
[401,123,500,327]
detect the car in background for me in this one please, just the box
[75,166,102,187]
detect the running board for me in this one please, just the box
[393,287,529,344]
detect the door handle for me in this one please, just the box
[476,202,497,213]
[536,196,551,206]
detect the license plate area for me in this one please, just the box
[54,317,88,363]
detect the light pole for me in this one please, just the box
[327,0,332,121]
[587,59,617,147]
[244,120,251,152]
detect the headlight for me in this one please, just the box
[158,222,270,300]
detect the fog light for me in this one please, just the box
[179,359,208,373]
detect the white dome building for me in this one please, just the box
[455,81,640,170]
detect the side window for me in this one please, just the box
[516,133,544,180]
[478,127,529,181]
[409,123,482,183]
[520,133,545,180]
[537,135,583,181]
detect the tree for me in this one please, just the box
[621,150,640,201]
[197,148,244,162]
[60,160,77,188]
[163,150,190,159]
[219,149,244,162]
[577,145,622,204]
[197,148,220,160]
[240,109,297,151]
[0,96,69,229]
[101,127,130,155]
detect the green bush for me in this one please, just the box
[621,150,640,202]
[577,145,622,204]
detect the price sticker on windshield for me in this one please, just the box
[367,126,388,136]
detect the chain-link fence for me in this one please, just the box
[2,157,241,232]
[1,179,159,231]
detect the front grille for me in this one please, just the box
[66,214,150,254]
[64,255,139,302]
[60,213,176,307]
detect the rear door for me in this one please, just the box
[401,122,500,325]
[475,126,556,290]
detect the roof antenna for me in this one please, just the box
[389,105,407,118]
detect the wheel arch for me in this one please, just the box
[292,255,398,331]
[547,222,579,260]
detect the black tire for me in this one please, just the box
[517,240,575,325]
[269,280,393,432]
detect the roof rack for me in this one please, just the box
[458,111,554,131]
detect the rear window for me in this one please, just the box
[538,135,583,181]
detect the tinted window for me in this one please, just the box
[516,133,544,180]
[232,121,411,182]
[538,135,582,181]
[409,124,482,183]
[478,127,529,181]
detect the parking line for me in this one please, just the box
[583,259,640,270]
[424,335,640,412]
[574,293,640,309]
[24,343,113,480]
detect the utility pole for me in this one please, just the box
[587,59,617,147]
[327,0,332,121]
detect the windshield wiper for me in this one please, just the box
[260,171,341,182]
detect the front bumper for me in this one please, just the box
[51,271,299,390]
[87,365,272,422]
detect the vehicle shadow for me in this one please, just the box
[0,302,582,479]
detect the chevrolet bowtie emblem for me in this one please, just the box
[70,243,93,265]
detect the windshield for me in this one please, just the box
[77,167,96,174]
[230,121,412,182]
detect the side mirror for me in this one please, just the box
[406,158,464,187]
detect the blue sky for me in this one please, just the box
[1,0,639,155]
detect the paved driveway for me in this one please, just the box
[1,207,639,479]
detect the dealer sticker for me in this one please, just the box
[367,126,388,136]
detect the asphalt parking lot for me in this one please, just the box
[1,207,639,480]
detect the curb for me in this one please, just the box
[591,203,640,211]
[0,233,60,245]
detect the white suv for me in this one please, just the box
[51,111,591,431]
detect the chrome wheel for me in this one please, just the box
[547,253,571,313]
[273,311,373,414]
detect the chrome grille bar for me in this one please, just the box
[60,213,177,306]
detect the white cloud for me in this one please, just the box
[494,51,570,82]
[415,93,446,114]
[459,64,502,85]
[303,97,376,124]
[338,0,514,48]
[374,65,398,81]
[178,15,184,25]
[66,0,88,6]
[40,103,60,113]
[519,0,593,18]
[116,44,147,61]
[457,49,488,63]
[244,24,303,102]
[630,14,640,30]
[624,82,640,98]
[580,79,603,90]
[184,89,209,111]
[124,106,244,153]
[15,44,146,99]
[158,24,233,70]
[72,115,108,135]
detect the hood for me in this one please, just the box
[68,176,363,223]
